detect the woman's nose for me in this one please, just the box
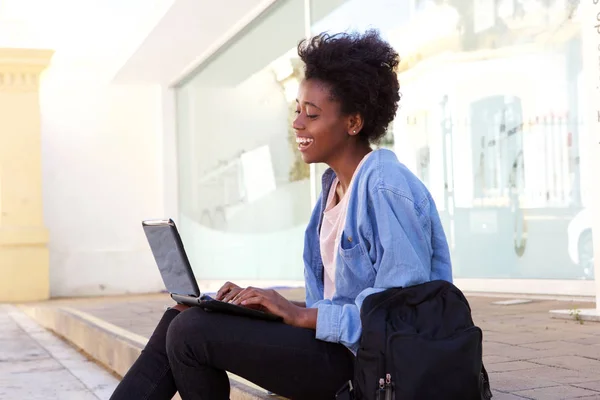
[292,115,304,130]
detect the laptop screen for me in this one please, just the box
[143,221,200,297]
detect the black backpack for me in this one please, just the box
[336,280,492,400]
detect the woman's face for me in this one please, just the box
[293,79,355,165]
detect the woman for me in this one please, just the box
[110,30,452,400]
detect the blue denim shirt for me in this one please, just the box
[303,149,453,354]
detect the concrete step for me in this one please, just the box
[19,304,286,400]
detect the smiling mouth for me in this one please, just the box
[296,137,314,152]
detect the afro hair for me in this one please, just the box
[297,30,401,144]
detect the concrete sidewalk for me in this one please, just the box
[19,290,600,399]
[0,304,118,400]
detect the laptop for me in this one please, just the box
[142,218,282,322]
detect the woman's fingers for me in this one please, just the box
[239,295,268,308]
[222,287,243,303]
[216,281,241,301]
[231,287,260,305]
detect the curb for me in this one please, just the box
[19,305,284,400]
[549,307,600,322]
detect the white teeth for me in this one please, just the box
[295,137,314,144]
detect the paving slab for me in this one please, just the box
[0,304,118,400]
[512,384,600,400]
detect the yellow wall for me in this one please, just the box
[0,48,53,302]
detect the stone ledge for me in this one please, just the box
[549,308,600,323]
[19,305,285,400]
[0,48,54,70]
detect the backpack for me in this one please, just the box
[336,280,492,400]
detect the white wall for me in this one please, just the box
[40,77,167,297]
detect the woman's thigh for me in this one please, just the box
[167,307,354,399]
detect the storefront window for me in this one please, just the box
[175,0,309,282]
[391,0,593,279]
[176,0,595,284]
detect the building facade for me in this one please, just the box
[2,0,598,300]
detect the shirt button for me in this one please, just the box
[348,236,353,242]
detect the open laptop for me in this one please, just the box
[142,219,282,322]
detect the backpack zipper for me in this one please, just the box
[375,378,386,400]
[385,373,394,400]
[375,374,395,400]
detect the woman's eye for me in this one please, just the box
[294,109,317,119]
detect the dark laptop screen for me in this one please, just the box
[142,221,200,297]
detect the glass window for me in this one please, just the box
[175,0,309,282]
[390,0,593,279]
[177,0,595,284]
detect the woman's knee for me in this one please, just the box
[165,308,211,362]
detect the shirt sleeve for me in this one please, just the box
[304,195,324,308]
[312,186,435,353]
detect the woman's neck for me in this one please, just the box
[328,143,372,194]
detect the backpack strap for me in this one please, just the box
[480,363,493,399]
[335,380,355,400]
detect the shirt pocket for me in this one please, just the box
[338,231,376,289]
[339,229,364,256]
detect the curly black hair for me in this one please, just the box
[297,30,401,144]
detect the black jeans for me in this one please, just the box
[110,307,354,400]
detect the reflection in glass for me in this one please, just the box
[173,0,594,283]
[175,0,309,281]
[390,0,593,280]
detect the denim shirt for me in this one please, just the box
[303,149,453,354]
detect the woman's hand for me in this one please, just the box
[231,287,316,328]
[216,281,243,302]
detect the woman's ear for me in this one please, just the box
[347,113,364,137]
